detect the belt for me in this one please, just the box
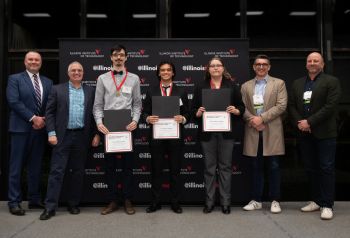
[67,127,84,131]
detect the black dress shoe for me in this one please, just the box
[67,206,80,215]
[221,205,231,214]
[28,202,45,209]
[9,205,25,216]
[39,209,56,220]
[171,203,183,214]
[146,203,161,213]
[203,205,214,214]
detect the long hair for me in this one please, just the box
[204,56,232,81]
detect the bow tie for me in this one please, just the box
[113,70,123,75]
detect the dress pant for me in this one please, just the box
[251,133,280,202]
[298,135,336,208]
[201,133,234,207]
[104,151,134,202]
[45,130,87,211]
[8,129,46,208]
[150,139,182,204]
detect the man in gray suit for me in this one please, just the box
[241,54,287,214]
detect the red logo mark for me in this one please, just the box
[162,183,170,189]
[229,48,236,54]
[96,166,101,171]
[139,49,145,55]
[184,49,191,55]
[140,78,146,84]
[95,49,101,55]
[186,165,192,171]
[141,165,147,171]
[185,77,192,84]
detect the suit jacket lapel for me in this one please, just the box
[23,71,36,99]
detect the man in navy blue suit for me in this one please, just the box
[6,51,53,215]
[39,61,100,220]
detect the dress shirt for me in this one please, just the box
[254,76,268,116]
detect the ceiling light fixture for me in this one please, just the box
[23,13,51,17]
[184,13,210,18]
[289,11,316,16]
[132,14,157,19]
[235,11,263,16]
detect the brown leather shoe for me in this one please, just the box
[124,199,135,215]
[101,201,118,215]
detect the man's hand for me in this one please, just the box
[97,123,109,135]
[174,115,184,123]
[298,119,311,133]
[32,116,45,129]
[48,135,58,145]
[146,115,159,124]
[91,134,100,147]
[196,107,206,117]
[126,121,137,131]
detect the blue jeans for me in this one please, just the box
[251,134,280,202]
[298,135,336,208]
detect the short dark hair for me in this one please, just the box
[156,61,176,81]
[254,54,270,64]
[110,44,127,56]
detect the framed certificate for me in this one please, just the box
[152,96,180,139]
[105,131,133,153]
[153,118,180,139]
[203,111,231,132]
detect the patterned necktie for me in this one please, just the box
[33,74,42,114]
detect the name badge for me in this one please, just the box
[303,91,312,104]
[253,94,264,109]
[122,86,132,94]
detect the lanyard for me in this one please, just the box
[210,79,222,89]
[111,70,128,96]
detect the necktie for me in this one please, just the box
[33,74,42,114]
[162,86,170,96]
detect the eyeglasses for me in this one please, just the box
[254,63,269,68]
[209,64,223,68]
[111,52,126,57]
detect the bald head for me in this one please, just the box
[306,52,324,79]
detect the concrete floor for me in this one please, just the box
[0,201,349,238]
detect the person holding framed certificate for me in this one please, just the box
[93,44,142,215]
[193,57,245,214]
[143,61,190,214]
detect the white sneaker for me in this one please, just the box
[320,207,333,220]
[301,201,320,212]
[270,201,281,213]
[243,200,262,211]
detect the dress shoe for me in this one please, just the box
[320,207,333,220]
[171,203,183,214]
[67,206,80,215]
[39,209,56,220]
[203,205,214,214]
[146,203,161,213]
[28,202,45,209]
[124,199,136,215]
[101,201,118,215]
[221,205,231,214]
[9,205,25,216]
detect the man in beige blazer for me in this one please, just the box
[241,55,287,213]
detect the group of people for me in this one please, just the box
[6,45,341,222]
